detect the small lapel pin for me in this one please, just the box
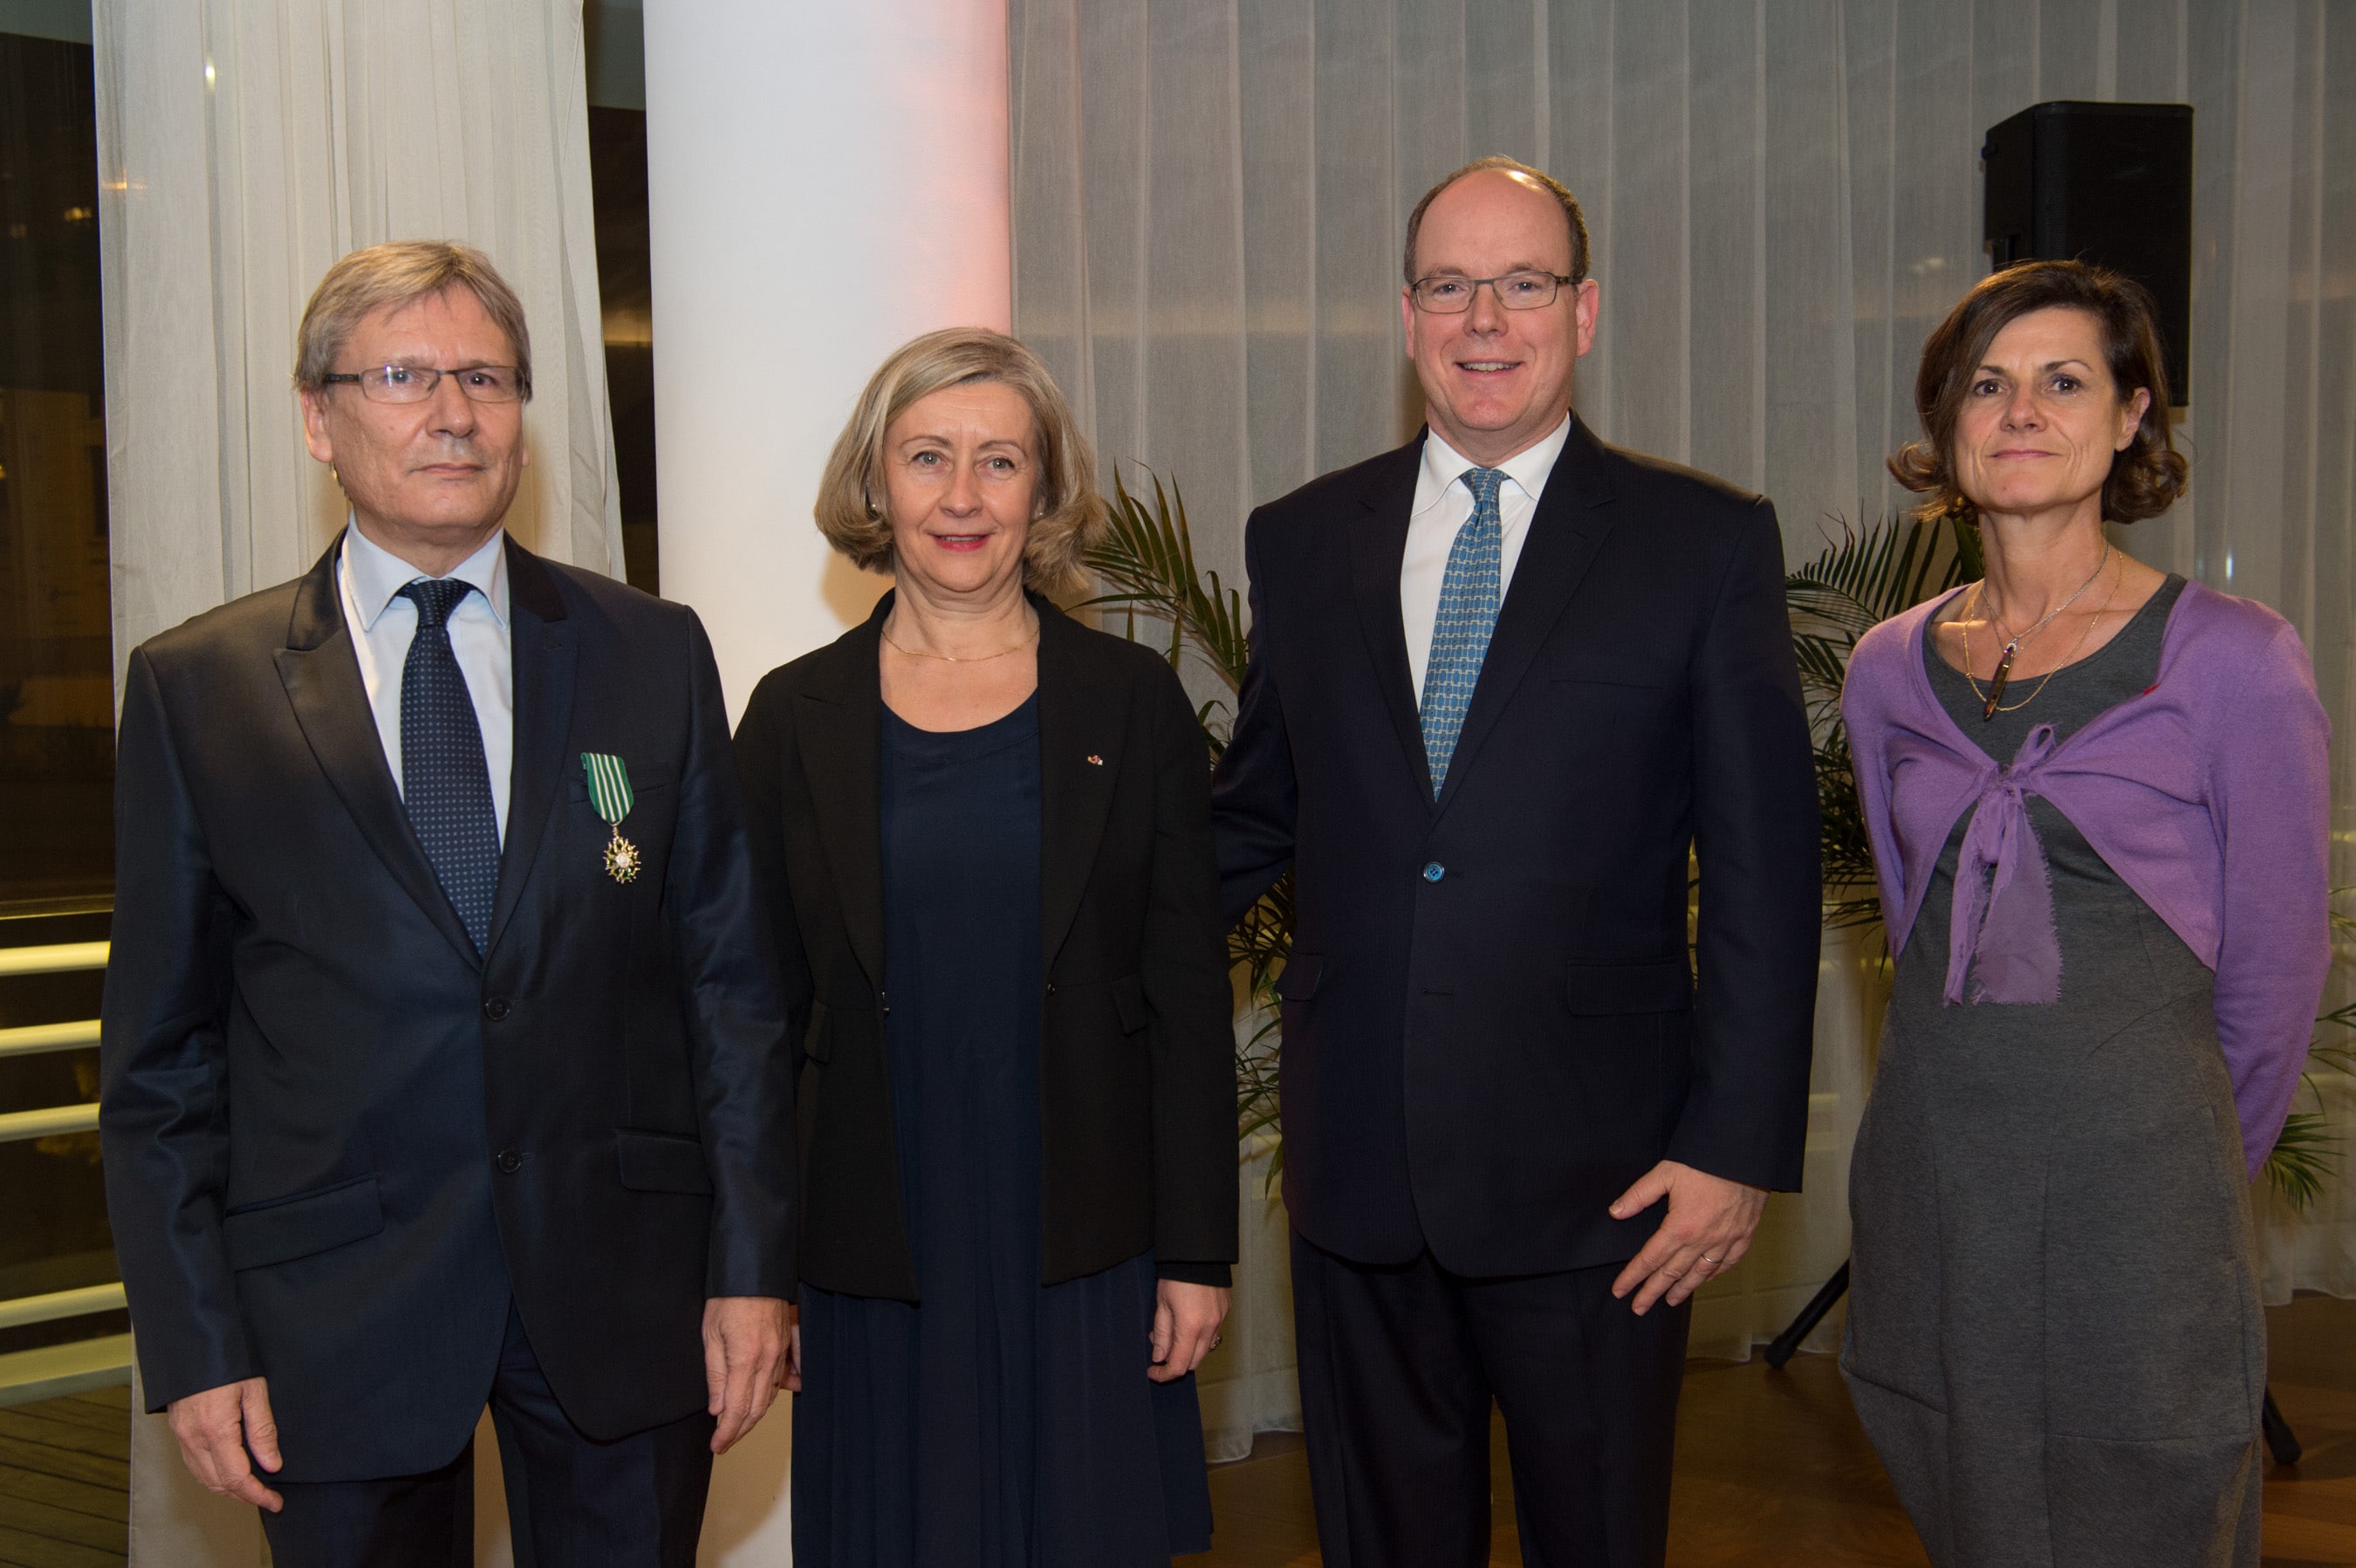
[1086,754,1104,767]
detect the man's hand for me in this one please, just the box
[1149,1280,1231,1383]
[703,1295,788,1454]
[167,1378,284,1511]
[1608,1160,1768,1315]
[771,1302,803,1393]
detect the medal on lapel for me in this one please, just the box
[580,752,641,884]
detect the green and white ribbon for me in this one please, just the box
[581,752,634,825]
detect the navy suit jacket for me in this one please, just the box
[100,536,794,1481]
[1210,419,1821,1275]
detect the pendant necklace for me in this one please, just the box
[881,618,1039,662]
[1963,544,2118,721]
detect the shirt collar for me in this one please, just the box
[1416,412,1576,512]
[340,518,510,633]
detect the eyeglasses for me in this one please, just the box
[1408,271,1579,313]
[320,365,528,404]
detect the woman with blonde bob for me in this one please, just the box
[1839,260,2331,1567]
[734,328,1236,1565]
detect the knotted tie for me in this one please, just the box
[1420,466,1506,797]
[399,579,499,952]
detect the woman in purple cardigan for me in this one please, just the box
[1838,260,2332,1568]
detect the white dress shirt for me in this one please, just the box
[338,522,515,843]
[1401,413,1574,702]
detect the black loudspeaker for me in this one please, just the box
[1983,100,2194,405]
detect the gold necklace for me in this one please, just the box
[880,618,1039,663]
[1962,549,2124,720]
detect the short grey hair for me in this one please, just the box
[294,241,532,399]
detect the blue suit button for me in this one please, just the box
[1422,862,1445,882]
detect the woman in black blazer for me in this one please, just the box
[733,327,1237,1567]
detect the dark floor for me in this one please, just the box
[1197,1292,2356,1567]
[0,1385,126,1568]
[10,1298,2356,1565]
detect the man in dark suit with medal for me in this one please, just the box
[1212,160,1821,1566]
[99,242,793,1565]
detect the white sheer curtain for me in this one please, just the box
[94,3,617,1560]
[98,0,622,684]
[1011,0,2356,1453]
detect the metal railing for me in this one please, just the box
[0,938,127,1407]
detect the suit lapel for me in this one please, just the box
[1036,600,1125,970]
[798,601,888,990]
[1347,442,1434,809]
[485,539,573,958]
[273,539,481,969]
[1432,416,1618,818]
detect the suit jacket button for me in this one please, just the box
[496,1149,523,1174]
[1044,982,1056,996]
[483,996,511,1022]
[1421,862,1446,882]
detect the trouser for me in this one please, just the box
[1290,1230,1691,1568]
[259,1299,716,1568]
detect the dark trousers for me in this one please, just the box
[1290,1230,1691,1568]
[261,1301,716,1568]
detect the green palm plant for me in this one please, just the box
[1085,470,2349,1206]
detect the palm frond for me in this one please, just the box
[1079,469,1251,716]
[2267,1104,2338,1210]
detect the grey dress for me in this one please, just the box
[1841,576,2265,1568]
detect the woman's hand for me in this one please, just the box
[1149,1279,1231,1382]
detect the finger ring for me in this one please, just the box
[1701,1255,1720,1265]
[1210,1333,1223,1350]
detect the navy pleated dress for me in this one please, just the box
[792,694,1215,1567]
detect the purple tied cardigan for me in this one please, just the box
[1841,579,2332,1175]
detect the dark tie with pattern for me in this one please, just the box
[399,579,499,952]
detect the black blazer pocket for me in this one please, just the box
[1277,953,1323,1000]
[616,1127,716,1195]
[1564,958,1692,1015]
[223,1175,385,1270]
[1110,975,1149,1035]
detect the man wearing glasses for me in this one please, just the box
[1212,160,1820,1566]
[101,242,792,1565]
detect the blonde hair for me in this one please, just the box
[815,328,1104,592]
[293,241,532,398]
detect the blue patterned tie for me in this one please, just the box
[399,579,499,952]
[1421,467,1506,798]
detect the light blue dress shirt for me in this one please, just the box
[337,522,514,844]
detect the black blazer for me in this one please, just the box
[1211,419,1821,1277]
[732,592,1238,1300]
[100,537,794,1481]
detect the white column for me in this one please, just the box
[644,0,1013,719]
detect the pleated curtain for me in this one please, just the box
[96,0,622,681]
[1010,0,2356,1458]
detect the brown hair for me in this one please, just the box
[293,241,532,398]
[1888,259,2184,524]
[814,328,1105,592]
[1403,156,1592,287]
